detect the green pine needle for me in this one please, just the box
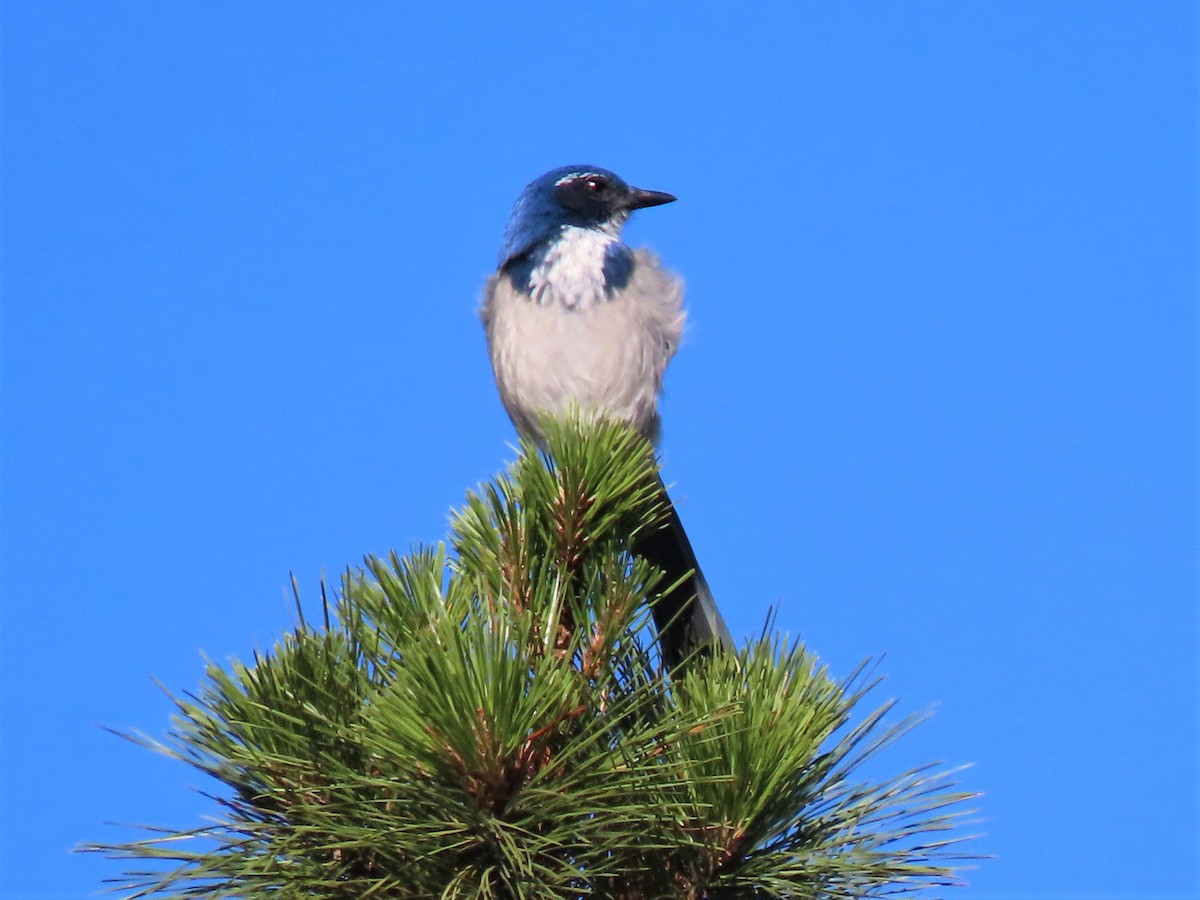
[84,419,980,898]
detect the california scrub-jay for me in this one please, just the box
[481,165,733,672]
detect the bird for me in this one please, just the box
[480,164,734,673]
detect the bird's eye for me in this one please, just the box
[553,174,614,212]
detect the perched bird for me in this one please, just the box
[480,164,734,672]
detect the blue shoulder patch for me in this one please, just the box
[602,243,635,294]
[503,254,536,293]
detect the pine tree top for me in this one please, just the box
[86,420,979,898]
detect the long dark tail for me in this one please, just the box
[634,477,734,673]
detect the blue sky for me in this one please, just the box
[2,3,1195,898]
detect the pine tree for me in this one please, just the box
[87,420,977,898]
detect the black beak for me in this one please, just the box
[626,187,677,210]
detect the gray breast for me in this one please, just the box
[481,248,686,445]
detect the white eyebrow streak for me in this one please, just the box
[554,172,604,186]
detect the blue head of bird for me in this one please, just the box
[498,165,676,306]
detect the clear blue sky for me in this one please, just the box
[2,3,1195,898]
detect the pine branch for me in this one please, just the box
[84,420,980,898]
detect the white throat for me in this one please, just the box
[528,225,622,310]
